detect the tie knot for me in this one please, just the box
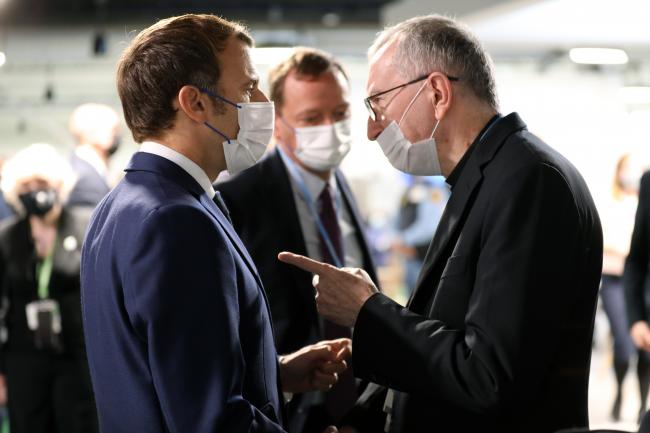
[319,183,332,201]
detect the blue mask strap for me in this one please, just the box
[199,88,242,109]
[204,121,232,144]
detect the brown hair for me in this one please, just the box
[268,47,348,114]
[117,14,253,143]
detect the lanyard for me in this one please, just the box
[36,233,57,300]
[279,148,345,268]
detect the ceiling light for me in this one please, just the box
[569,48,628,65]
[251,47,295,66]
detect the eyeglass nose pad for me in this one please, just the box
[364,98,376,122]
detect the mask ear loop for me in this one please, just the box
[278,116,303,154]
[204,122,232,144]
[398,80,429,127]
[430,118,441,139]
[199,87,242,145]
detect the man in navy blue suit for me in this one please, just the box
[81,14,349,433]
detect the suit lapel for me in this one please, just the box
[126,152,266,290]
[408,113,528,310]
[198,194,266,291]
[52,209,77,275]
[408,162,483,309]
[266,150,308,259]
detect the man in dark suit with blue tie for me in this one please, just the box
[217,48,379,433]
[81,14,350,433]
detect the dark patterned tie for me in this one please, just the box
[317,184,357,422]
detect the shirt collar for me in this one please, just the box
[446,114,501,189]
[277,146,337,203]
[139,141,216,199]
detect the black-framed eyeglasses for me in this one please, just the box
[364,73,459,122]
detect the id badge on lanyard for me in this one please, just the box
[26,235,63,350]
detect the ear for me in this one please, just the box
[273,114,285,142]
[177,85,210,124]
[426,72,453,120]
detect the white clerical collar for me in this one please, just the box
[139,141,216,199]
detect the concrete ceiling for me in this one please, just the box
[381,0,519,24]
[382,0,650,61]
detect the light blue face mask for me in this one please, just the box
[199,88,275,174]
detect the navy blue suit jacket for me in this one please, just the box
[81,152,286,433]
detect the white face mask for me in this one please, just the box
[221,102,275,175]
[375,81,442,176]
[292,119,352,171]
[202,88,275,175]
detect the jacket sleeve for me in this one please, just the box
[352,162,597,415]
[124,204,286,433]
[340,382,388,433]
[624,171,650,326]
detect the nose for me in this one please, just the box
[251,88,269,103]
[367,116,385,141]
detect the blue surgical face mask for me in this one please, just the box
[200,88,275,175]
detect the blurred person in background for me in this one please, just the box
[392,175,449,294]
[600,154,648,422]
[217,47,379,433]
[624,163,650,424]
[67,103,121,207]
[0,143,98,433]
[0,158,13,221]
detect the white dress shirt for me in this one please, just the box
[140,141,216,199]
[278,148,363,269]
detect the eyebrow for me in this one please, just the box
[295,104,350,117]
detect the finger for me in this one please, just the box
[305,344,337,362]
[320,337,351,351]
[634,337,645,349]
[336,345,352,361]
[643,335,650,351]
[320,338,352,360]
[312,371,338,389]
[319,360,348,375]
[322,426,339,433]
[279,252,337,275]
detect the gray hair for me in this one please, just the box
[369,14,499,110]
[1,143,77,215]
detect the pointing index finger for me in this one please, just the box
[278,252,335,275]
